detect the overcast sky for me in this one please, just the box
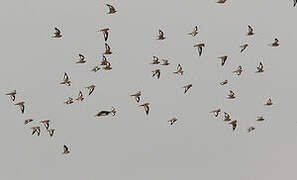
[1,0,297,180]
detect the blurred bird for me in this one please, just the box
[229,120,237,131]
[240,44,248,53]
[63,145,70,154]
[91,66,100,72]
[85,85,96,95]
[40,120,50,130]
[151,56,160,64]
[233,66,243,75]
[31,126,40,136]
[157,29,165,40]
[76,54,86,64]
[183,84,192,94]
[173,64,184,75]
[211,109,221,117]
[95,107,116,117]
[194,43,205,56]
[224,112,231,121]
[52,27,62,38]
[139,103,150,115]
[248,126,255,133]
[104,43,112,55]
[188,26,198,37]
[227,90,236,99]
[76,91,84,101]
[15,101,25,114]
[100,28,109,41]
[217,0,227,3]
[106,4,117,14]
[161,59,170,66]
[152,69,161,79]
[265,98,273,106]
[130,91,141,103]
[256,62,264,73]
[168,118,178,125]
[48,129,55,137]
[6,90,16,101]
[103,62,112,70]
[60,72,71,86]
[256,116,265,121]
[64,97,74,105]
[218,56,228,66]
[247,25,254,36]
[24,118,34,125]
[294,0,297,7]
[269,38,279,47]
[220,80,228,85]
[100,55,109,66]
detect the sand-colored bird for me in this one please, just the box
[139,103,150,115]
[85,85,96,95]
[15,101,25,114]
[218,56,228,66]
[227,90,236,99]
[265,98,273,106]
[6,90,16,101]
[157,29,165,40]
[217,0,227,3]
[48,129,55,137]
[130,91,141,102]
[100,55,109,66]
[106,4,117,14]
[152,69,161,79]
[248,126,255,133]
[64,97,74,105]
[229,120,237,131]
[188,26,198,37]
[256,62,264,73]
[63,145,70,154]
[40,120,50,130]
[76,91,84,101]
[60,72,71,86]
[103,62,112,70]
[161,59,170,66]
[95,107,116,117]
[256,116,265,121]
[233,66,243,75]
[173,64,184,75]
[247,25,254,36]
[76,54,86,64]
[151,56,160,64]
[182,84,192,94]
[100,28,109,41]
[240,44,248,53]
[220,80,228,85]
[104,43,112,55]
[52,27,62,38]
[210,109,221,117]
[91,66,100,72]
[269,38,279,47]
[31,126,40,136]
[224,112,231,121]
[168,118,178,125]
[194,43,205,56]
[24,118,34,125]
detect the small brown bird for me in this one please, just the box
[256,62,264,73]
[269,38,279,47]
[76,54,86,64]
[217,0,227,3]
[60,72,71,86]
[91,65,101,72]
[168,118,178,125]
[76,91,84,101]
[227,90,236,99]
[31,126,41,136]
[188,26,198,37]
[161,59,170,66]
[265,98,273,106]
[24,118,34,125]
[40,120,50,130]
[224,112,231,121]
[173,64,184,75]
[52,27,62,38]
[151,56,160,64]
[139,103,150,115]
[63,145,70,154]
[106,4,117,14]
[64,97,74,104]
[100,55,109,66]
[157,29,165,40]
[233,66,243,75]
[247,25,254,36]
[211,109,221,117]
[85,85,96,95]
[104,43,112,55]
[152,69,161,79]
[218,56,228,66]
[194,43,205,56]
[183,84,192,94]
[130,91,141,102]
[229,120,237,131]
[15,101,25,114]
[48,129,55,137]
[103,62,112,70]
[6,90,16,101]
[248,126,255,133]
[220,80,228,85]
[240,44,248,53]
[100,28,109,41]
[256,116,265,121]
[95,107,116,117]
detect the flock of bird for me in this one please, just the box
[5,1,290,155]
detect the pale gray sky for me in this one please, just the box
[1,0,297,180]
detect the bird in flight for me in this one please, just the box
[224,112,231,121]
[103,62,112,70]
[248,126,255,133]
[218,56,228,66]
[183,84,192,94]
[247,25,254,36]
[240,44,248,53]
[161,59,170,66]
[48,129,55,137]
[256,62,264,73]
[100,55,109,66]
[60,72,71,86]
[265,98,273,106]
[63,145,70,154]
[211,109,221,117]
[188,26,198,37]
[151,56,160,64]
[76,91,84,101]
[168,118,178,125]
[31,126,41,136]
[130,91,141,103]
[152,69,161,79]
[100,28,110,41]
[256,116,265,121]
[85,85,96,95]
[194,43,205,56]
[220,80,228,85]
[104,43,112,55]
[294,0,297,7]
[227,90,236,99]
[106,4,117,14]
[269,38,279,47]
[233,66,243,75]
[15,101,25,114]
[173,64,184,75]
[40,120,50,130]
[52,27,62,38]
[95,107,116,117]
[217,0,227,3]
[229,120,237,131]
[157,29,165,40]
[91,66,100,72]
[64,97,74,105]
[139,103,150,115]
[76,54,86,64]
[6,90,16,101]
[24,118,34,125]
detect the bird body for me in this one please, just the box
[15,101,25,114]
[139,103,150,115]
[6,90,16,101]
